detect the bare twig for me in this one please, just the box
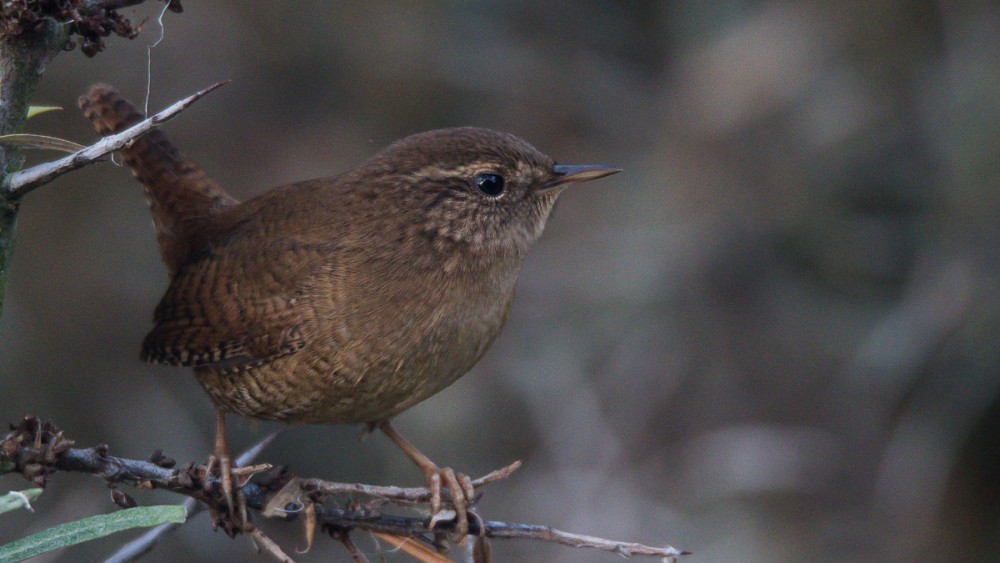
[78,0,149,11]
[372,532,450,563]
[78,0,182,14]
[330,527,370,563]
[103,430,282,563]
[305,508,687,559]
[300,460,521,505]
[1,418,684,559]
[2,80,227,198]
[485,523,686,559]
[249,528,294,563]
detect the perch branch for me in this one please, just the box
[1,80,227,198]
[298,460,522,505]
[0,418,686,560]
[104,430,282,563]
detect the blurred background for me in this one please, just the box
[2,1,998,561]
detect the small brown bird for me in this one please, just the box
[80,84,619,535]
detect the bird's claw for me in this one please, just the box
[203,452,250,536]
[377,422,481,541]
[424,465,478,538]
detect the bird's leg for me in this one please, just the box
[204,408,248,529]
[207,408,235,513]
[379,421,476,538]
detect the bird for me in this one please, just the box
[79,84,620,537]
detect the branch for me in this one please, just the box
[1,81,227,198]
[298,460,522,505]
[486,524,684,558]
[1,417,687,560]
[78,0,152,11]
[79,0,182,13]
[104,430,282,563]
[0,7,65,321]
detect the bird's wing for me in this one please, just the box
[140,238,334,370]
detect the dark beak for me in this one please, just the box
[544,164,622,191]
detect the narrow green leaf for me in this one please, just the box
[0,489,43,515]
[0,133,86,153]
[0,505,186,562]
[26,106,62,120]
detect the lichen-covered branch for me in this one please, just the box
[1,417,687,561]
[0,15,62,320]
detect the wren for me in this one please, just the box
[79,84,619,535]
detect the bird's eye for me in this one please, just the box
[474,173,505,197]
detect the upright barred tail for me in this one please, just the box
[79,84,238,274]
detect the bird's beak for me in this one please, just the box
[543,164,622,192]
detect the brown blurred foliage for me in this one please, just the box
[1,1,998,561]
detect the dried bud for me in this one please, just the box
[111,489,137,509]
[1,437,17,457]
[50,431,74,454]
[23,462,43,479]
[176,472,194,489]
[148,449,177,468]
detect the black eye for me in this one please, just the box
[475,173,505,197]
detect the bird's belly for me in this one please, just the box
[195,294,509,425]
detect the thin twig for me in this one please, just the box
[300,460,521,504]
[303,507,687,559]
[103,430,281,563]
[2,81,227,198]
[372,532,450,563]
[78,0,145,11]
[333,528,370,563]
[484,523,686,559]
[78,0,178,13]
[249,527,295,563]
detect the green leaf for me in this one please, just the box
[26,106,61,120]
[0,505,186,562]
[0,489,43,515]
[0,134,86,153]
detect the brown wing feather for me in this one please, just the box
[141,238,332,370]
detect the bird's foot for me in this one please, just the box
[423,463,479,538]
[202,408,271,536]
[378,421,481,541]
[203,451,249,537]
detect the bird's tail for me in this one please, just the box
[79,84,237,274]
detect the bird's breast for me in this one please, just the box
[318,257,521,420]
